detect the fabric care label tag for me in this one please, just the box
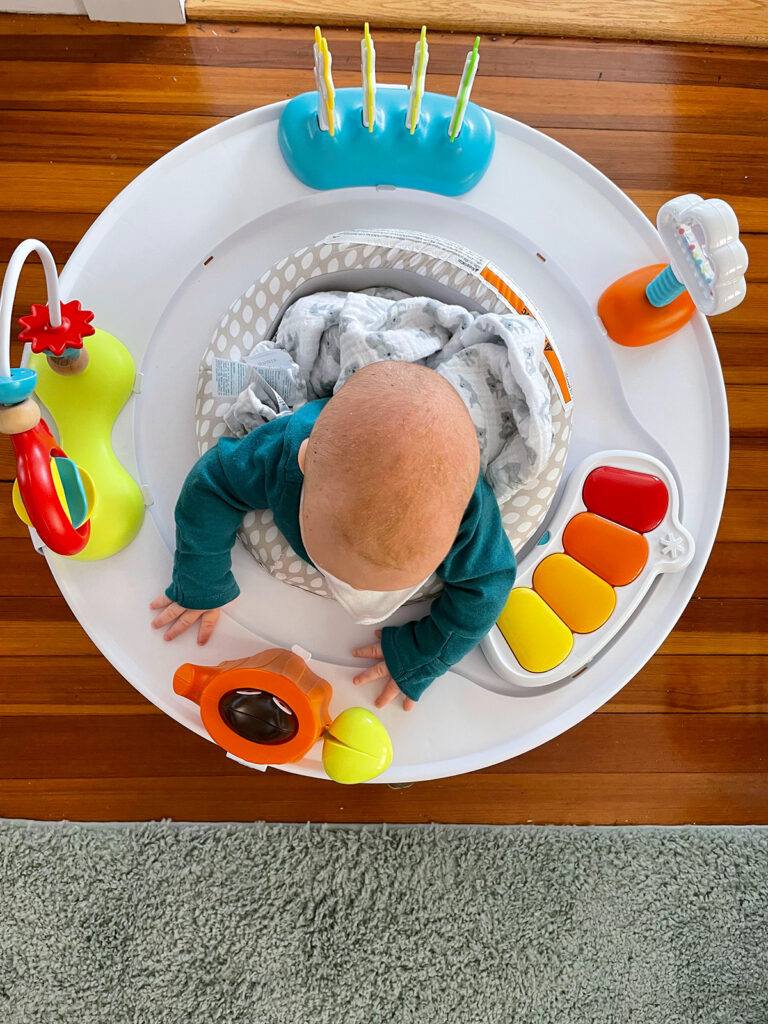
[213,357,251,397]
[213,350,299,405]
[245,349,298,406]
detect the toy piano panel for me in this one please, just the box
[482,451,694,689]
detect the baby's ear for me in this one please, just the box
[298,439,309,474]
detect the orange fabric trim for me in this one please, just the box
[481,266,572,404]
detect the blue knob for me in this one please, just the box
[646,265,687,308]
[0,367,37,406]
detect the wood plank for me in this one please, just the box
[482,713,768,774]
[0,111,220,166]
[743,235,768,283]
[0,597,100,656]
[716,491,768,542]
[0,21,765,90]
[1,710,765,780]
[717,286,768,335]
[0,212,94,265]
[726,384,768,432]
[729,439,768,491]
[0,484,29,530]
[0,162,139,214]
[693,544,768,599]
[3,62,768,137]
[0,541,60,595]
[183,0,768,48]
[626,192,768,233]
[546,129,768,197]
[717,333,768,385]
[659,599,768,655]
[607,655,768,713]
[0,772,766,824]
[0,656,154,714]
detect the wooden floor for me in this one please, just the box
[0,16,766,824]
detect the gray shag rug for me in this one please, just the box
[1,821,766,1024]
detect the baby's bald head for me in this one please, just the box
[299,362,479,590]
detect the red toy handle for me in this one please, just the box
[11,419,90,556]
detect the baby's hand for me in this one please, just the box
[352,630,415,711]
[150,594,222,645]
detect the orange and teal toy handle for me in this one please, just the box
[598,195,748,347]
[645,264,687,308]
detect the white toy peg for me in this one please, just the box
[361,22,376,132]
[313,26,336,136]
[406,26,429,135]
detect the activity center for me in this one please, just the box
[0,23,748,785]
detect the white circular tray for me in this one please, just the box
[43,100,728,783]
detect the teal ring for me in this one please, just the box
[0,367,38,406]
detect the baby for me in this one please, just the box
[151,361,517,709]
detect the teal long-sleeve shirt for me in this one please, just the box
[167,400,517,701]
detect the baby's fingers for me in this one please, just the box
[149,594,172,611]
[197,608,221,646]
[374,679,401,710]
[352,642,384,660]
[151,601,185,629]
[353,660,390,687]
[163,608,202,641]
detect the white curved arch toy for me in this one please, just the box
[1,26,744,783]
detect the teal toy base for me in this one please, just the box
[0,367,37,405]
[278,87,495,197]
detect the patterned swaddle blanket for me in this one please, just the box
[222,289,554,504]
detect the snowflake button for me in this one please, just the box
[660,531,687,560]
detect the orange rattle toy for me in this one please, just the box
[598,195,747,347]
[174,648,332,766]
[174,648,393,782]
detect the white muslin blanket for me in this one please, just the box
[223,289,554,504]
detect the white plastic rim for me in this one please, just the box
[30,98,728,782]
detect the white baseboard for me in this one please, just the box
[83,0,185,20]
[0,0,186,19]
[0,0,86,11]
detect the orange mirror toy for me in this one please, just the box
[174,648,332,766]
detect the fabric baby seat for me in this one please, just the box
[195,230,573,599]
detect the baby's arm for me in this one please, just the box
[153,426,282,640]
[165,437,268,610]
[357,479,516,704]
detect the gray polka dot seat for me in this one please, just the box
[195,230,573,600]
